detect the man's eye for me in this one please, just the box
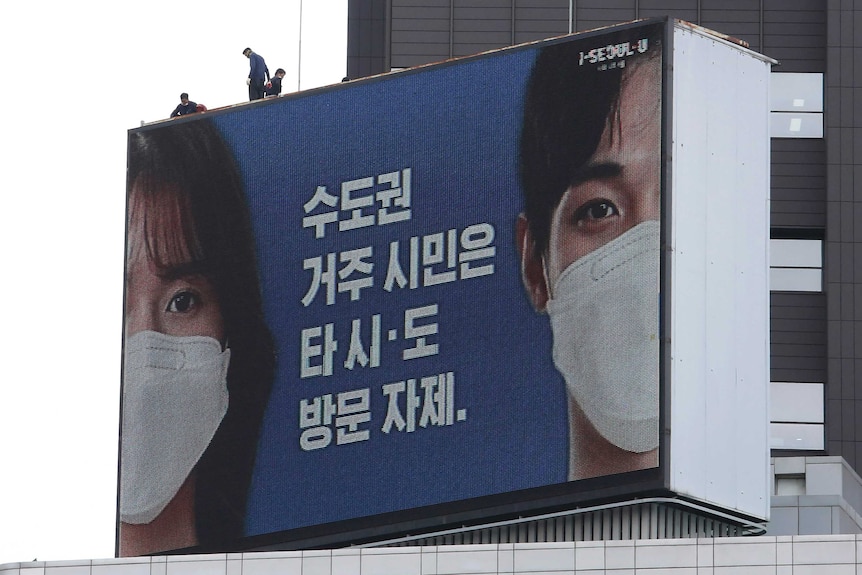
[574,200,619,223]
[166,291,198,313]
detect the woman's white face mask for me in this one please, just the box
[546,220,660,453]
[119,330,230,524]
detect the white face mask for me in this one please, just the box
[120,330,230,524]
[546,220,660,453]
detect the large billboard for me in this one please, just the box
[118,18,770,557]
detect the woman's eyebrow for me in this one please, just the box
[157,260,209,281]
[569,161,622,188]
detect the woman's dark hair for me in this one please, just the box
[126,120,276,546]
[520,25,663,257]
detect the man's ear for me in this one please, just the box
[516,213,550,312]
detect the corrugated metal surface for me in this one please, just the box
[823,0,862,470]
[770,292,827,384]
[353,0,827,74]
[377,502,747,546]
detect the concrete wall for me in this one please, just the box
[6,536,862,575]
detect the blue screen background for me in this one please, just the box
[214,46,569,537]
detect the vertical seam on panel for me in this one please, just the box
[511,0,515,45]
[449,0,454,59]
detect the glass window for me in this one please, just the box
[770,239,822,292]
[769,382,824,451]
[770,382,823,423]
[770,423,824,450]
[770,73,823,112]
[770,73,823,139]
[770,112,823,138]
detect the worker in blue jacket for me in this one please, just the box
[170,93,198,118]
[243,47,270,101]
[265,68,286,97]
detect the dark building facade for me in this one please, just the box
[348,0,862,472]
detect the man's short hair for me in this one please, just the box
[520,26,662,257]
[180,92,189,100]
[243,47,252,55]
[275,68,285,76]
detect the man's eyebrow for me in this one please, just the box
[569,161,622,188]
[157,260,209,281]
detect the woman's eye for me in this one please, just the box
[166,291,199,313]
[574,199,619,224]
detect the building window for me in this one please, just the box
[770,73,823,139]
[769,382,824,450]
[770,239,822,292]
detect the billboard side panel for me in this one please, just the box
[729,40,772,519]
[669,24,772,520]
[667,25,710,503]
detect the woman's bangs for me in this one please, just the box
[128,179,204,269]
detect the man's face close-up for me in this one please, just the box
[530,53,663,458]
[543,56,661,294]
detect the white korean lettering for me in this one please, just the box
[339,177,375,231]
[338,246,374,301]
[376,168,412,225]
[335,388,371,444]
[302,186,340,239]
[383,240,408,291]
[299,394,337,451]
[403,304,439,360]
[302,253,336,306]
[381,381,406,433]
[423,229,458,286]
[300,323,338,378]
[459,223,496,279]
[419,372,456,427]
[344,315,381,370]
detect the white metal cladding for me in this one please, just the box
[667,22,772,520]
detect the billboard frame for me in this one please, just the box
[118,16,772,556]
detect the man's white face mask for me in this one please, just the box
[120,330,230,524]
[546,220,660,453]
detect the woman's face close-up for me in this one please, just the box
[543,56,661,294]
[125,185,225,343]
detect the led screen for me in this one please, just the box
[119,20,665,556]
